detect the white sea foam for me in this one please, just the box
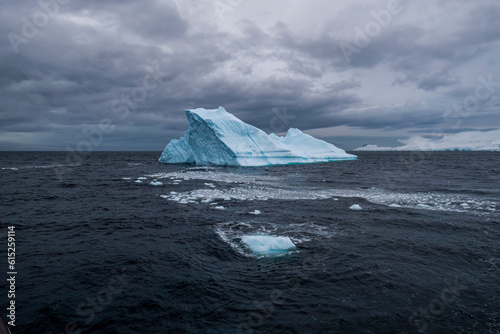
[147,170,281,186]
[158,184,497,215]
[1,164,71,171]
[139,167,498,215]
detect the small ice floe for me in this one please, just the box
[209,202,219,206]
[214,206,226,210]
[121,177,132,180]
[241,235,296,255]
[349,204,363,211]
[389,203,402,208]
[460,203,470,208]
[417,203,431,209]
[149,181,163,186]
[249,210,261,215]
[204,183,216,188]
[137,177,147,180]
[134,180,143,183]
[332,198,339,201]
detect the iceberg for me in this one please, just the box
[241,235,296,255]
[349,204,363,210]
[354,129,500,151]
[159,107,356,166]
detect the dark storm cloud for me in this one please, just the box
[0,0,498,150]
[393,69,461,91]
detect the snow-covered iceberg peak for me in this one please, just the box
[159,106,356,166]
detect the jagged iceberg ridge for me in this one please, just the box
[159,107,356,166]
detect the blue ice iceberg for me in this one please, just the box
[241,235,296,255]
[159,107,356,166]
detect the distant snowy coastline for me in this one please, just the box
[354,129,500,151]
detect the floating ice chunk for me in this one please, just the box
[204,183,216,188]
[149,181,163,186]
[389,203,402,208]
[417,203,431,208]
[249,210,261,215]
[135,180,143,183]
[214,206,226,210]
[241,235,296,255]
[349,204,363,211]
[137,177,147,180]
[121,177,132,180]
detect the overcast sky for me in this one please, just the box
[1,0,499,151]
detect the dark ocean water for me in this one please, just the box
[0,151,499,334]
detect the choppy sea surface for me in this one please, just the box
[0,151,499,334]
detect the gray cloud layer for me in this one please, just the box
[0,0,499,150]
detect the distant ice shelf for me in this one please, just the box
[159,106,356,166]
[354,129,500,151]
